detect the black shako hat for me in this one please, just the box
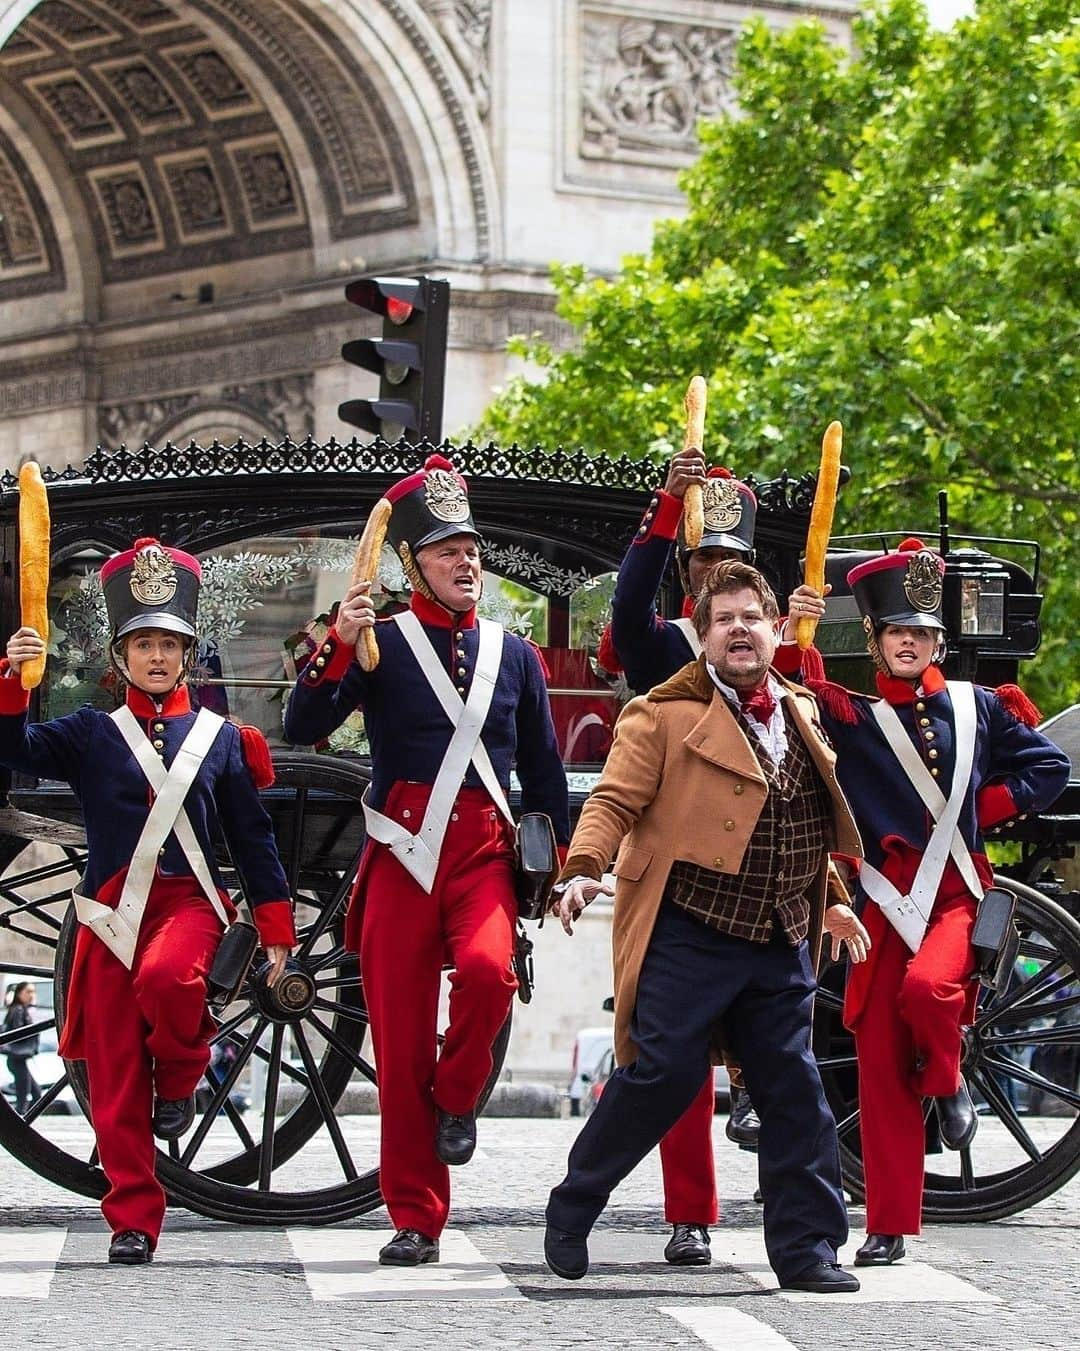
[677,467,757,557]
[384,453,479,560]
[847,538,947,632]
[100,536,201,641]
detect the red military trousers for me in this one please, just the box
[67,878,222,1245]
[359,783,518,1239]
[853,888,978,1235]
[658,1074,718,1224]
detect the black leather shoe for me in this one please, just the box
[378,1229,439,1266]
[435,1108,477,1165]
[725,1085,761,1150]
[544,1224,588,1280]
[152,1095,196,1141]
[780,1260,860,1293]
[664,1223,711,1266]
[854,1233,906,1266]
[936,1079,978,1150]
[108,1230,153,1265]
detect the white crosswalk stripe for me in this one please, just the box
[708,1231,1000,1303]
[0,1229,67,1299]
[287,1227,525,1302]
[661,1306,801,1350]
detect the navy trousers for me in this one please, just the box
[547,901,849,1282]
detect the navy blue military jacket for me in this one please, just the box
[284,593,570,843]
[610,488,696,694]
[0,677,292,940]
[799,663,1070,884]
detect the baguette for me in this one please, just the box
[18,461,50,691]
[350,497,392,671]
[797,420,843,650]
[682,376,707,549]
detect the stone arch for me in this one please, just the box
[0,1,496,301]
[0,0,497,464]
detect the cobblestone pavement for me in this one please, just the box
[0,1115,1076,1350]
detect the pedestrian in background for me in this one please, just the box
[3,981,42,1114]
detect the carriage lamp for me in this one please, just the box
[945,548,1009,639]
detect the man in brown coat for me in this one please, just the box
[545,560,868,1293]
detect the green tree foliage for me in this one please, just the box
[476,0,1079,710]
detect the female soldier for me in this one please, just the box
[780,540,1069,1265]
[0,537,296,1265]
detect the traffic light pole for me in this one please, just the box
[338,275,450,445]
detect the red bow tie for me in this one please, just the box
[738,685,776,725]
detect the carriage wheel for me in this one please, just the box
[814,875,1080,1222]
[0,751,511,1225]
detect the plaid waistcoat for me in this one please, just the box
[665,701,833,944]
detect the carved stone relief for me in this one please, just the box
[227,135,303,230]
[0,143,46,270]
[164,43,258,117]
[159,151,230,239]
[87,161,163,256]
[26,70,121,145]
[29,2,116,48]
[580,10,737,164]
[422,0,491,119]
[0,128,64,295]
[99,374,313,446]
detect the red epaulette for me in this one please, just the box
[527,638,552,682]
[596,623,623,676]
[991,683,1041,728]
[805,679,861,726]
[237,724,275,788]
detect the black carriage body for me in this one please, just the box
[0,435,1078,1226]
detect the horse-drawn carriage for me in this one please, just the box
[0,435,1077,1225]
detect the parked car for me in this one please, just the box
[567,1026,612,1117]
[574,1028,730,1115]
[0,1003,80,1117]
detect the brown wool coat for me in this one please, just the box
[560,657,863,1066]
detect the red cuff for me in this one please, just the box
[557,843,569,866]
[0,662,31,715]
[772,640,803,677]
[253,900,297,948]
[300,628,356,688]
[977,782,1017,830]
[651,490,684,539]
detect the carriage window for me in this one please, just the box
[41,536,622,765]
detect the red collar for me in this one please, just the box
[875,664,947,705]
[410,592,477,630]
[125,684,192,718]
[681,595,695,619]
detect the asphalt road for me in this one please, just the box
[0,1115,1076,1351]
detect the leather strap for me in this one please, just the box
[73,707,229,967]
[859,681,979,953]
[361,613,510,892]
[670,617,703,658]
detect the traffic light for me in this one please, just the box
[338,275,450,443]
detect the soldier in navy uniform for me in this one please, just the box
[780,542,1069,1266]
[1,537,295,1265]
[284,455,569,1268]
[601,449,762,1267]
